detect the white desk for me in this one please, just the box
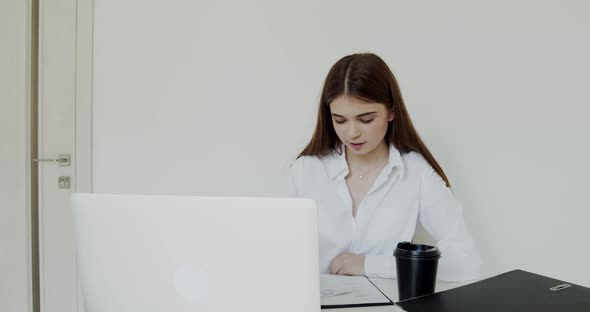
[322,279,467,311]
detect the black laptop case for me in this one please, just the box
[396,269,590,312]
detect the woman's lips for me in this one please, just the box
[350,142,365,150]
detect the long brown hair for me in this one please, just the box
[299,53,451,187]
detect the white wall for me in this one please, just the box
[0,0,32,311]
[93,0,590,285]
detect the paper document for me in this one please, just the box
[320,274,392,308]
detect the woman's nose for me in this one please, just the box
[347,123,361,138]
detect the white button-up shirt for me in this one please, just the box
[287,144,481,281]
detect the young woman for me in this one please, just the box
[288,53,481,281]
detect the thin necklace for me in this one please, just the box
[354,158,388,179]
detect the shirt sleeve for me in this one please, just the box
[418,163,482,281]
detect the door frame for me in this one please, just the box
[34,0,93,310]
[73,1,93,309]
[73,0,93,308]
[75,0,93,192]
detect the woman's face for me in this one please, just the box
[329,95,394,156]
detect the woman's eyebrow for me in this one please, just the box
[331,112,377,118]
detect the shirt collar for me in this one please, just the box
[323,144,405,182]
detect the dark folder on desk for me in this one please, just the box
[396,269,590,312]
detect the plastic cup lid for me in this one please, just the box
[393,241,441,258]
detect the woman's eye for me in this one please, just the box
[360,119,374,124]
[334,119,346,124]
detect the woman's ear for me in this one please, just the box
[388,112,395,122]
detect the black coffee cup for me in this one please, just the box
[393,241,441,301]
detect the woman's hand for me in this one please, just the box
[329,252,365,276]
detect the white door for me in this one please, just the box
[37,0,92,311]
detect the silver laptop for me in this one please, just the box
[72,193,321,312]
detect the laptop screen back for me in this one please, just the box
[72,194,321,312]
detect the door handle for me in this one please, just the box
[33,154,70,167]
